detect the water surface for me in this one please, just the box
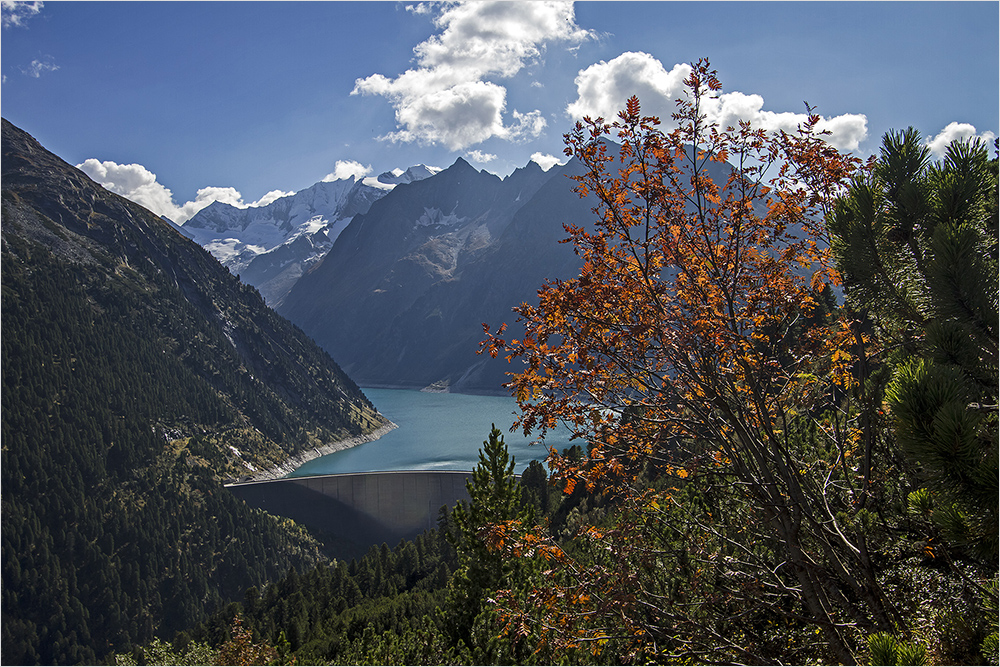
[288,387,572,476]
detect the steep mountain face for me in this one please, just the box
[0,119,389,663]
[2,118,387,462]
[180,166,437,305]
[276,145,741,395]
[278,156,595,393]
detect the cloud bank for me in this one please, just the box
[567,52,869,151]
[353,1,592,150]
[77,159,293,224]
[530,152,563,171]
[466,149,497,164]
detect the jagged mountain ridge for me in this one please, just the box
[374,163,441,186]
[277,154,596,393]
[275,144,740,395]
[180,165,438,305]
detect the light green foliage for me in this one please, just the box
[461,424,528,528]
[980,579,999,665]
[867,631,928,666]
[114,637,217,666]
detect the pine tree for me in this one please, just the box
[829,129,998,561]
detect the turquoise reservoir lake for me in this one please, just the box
[287,388,574,477]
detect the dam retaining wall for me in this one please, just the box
[227,471,473,554]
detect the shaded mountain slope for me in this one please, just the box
[277,145,747,394]
[278,157,591,393]
[0,118,388,664]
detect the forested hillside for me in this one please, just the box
[0,118,389,664]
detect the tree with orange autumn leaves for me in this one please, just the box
[480,60,917,664]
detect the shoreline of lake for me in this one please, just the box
[356,380,512,397]
[248,420,399,482]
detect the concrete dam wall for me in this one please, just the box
[227,471,472,554]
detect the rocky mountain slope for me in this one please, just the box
[0,118,389,662]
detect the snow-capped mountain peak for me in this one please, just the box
[179,165,439,305]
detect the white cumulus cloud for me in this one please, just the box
[567,52,690,122]
[77,159,293,224]
[925,122,997,158]
[323,159,372,182]
[466,149,497,164]
[530,152,563,171]
[2,0,43,28]
[352,0,592,150]
[405,2,433,15]
[567,52,869,151]
[77,159,181,219]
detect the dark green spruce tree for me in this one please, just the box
[444,425,537,663]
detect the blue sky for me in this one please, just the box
[2,1,997,223]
